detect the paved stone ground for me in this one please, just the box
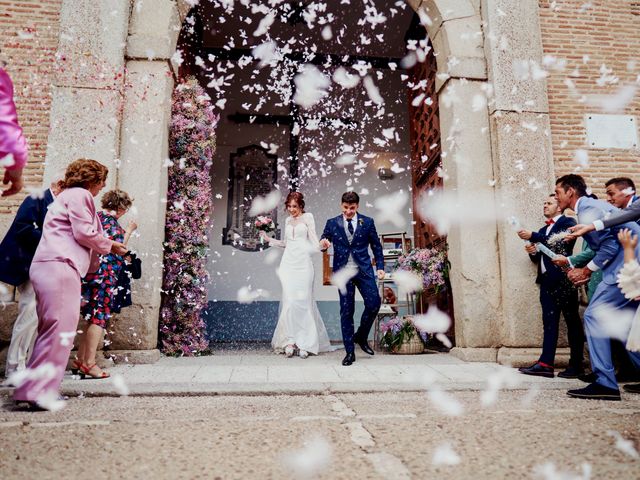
[0,349,602,397]
[0,391,638,479]
[0,351,639,479]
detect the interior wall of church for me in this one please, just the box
[203,64,413,305]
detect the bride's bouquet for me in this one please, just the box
[255,216,276,244]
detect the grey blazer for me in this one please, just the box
[602,197,640,229]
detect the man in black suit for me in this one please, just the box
[517,194,585,378]
[0,179,60,378]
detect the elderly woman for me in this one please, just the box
[76,189,137,379]
[13,159,127,410]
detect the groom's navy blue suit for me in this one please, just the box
[321,214,384,354]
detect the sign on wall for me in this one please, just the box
[585,114,639,149]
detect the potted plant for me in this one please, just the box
[379,316,426,354]
[395,247,449,294]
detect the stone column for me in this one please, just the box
[104,0,181,363]
[414,0,503,361]
[43,0,131,186]
[481,0,560,365]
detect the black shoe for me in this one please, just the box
[342,352,355,366]
[557,366,585,379]
[518,363,554,378]
[13,400,48,412]
[578,372,598,383]
[623,383,640,394]
[616,371,640,383]
[358,341,375,356]
[567,383,621,401]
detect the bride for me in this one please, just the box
[260,191,332,358]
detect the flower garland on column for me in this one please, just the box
[160,77,219,356]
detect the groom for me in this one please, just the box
[320,191,385,366]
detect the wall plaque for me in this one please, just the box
[585,114,638,149]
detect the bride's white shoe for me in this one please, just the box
[285,345,295,358]
[298,349,308,359]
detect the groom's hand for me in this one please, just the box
[376,269,386,280]
[320,239,331,250]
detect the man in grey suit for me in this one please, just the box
[571,177,640,235]
[555,174,640,400]
[568,177,640,393]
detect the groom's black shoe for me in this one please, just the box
[358,341,375,356]
[342,352,355,366]
[353,333,375,356]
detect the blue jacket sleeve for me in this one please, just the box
[368,219,384,271]
[320,219,332,243]
[13,196,44,252]
[586,229,620,270]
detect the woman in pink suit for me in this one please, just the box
[0,66,28,196]
[13,159,127,410]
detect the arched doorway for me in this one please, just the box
[173,1,424,344]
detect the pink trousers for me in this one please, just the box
[13,261,80,403]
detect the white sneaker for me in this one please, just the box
[285,345,295,358]
[298,350,308,359]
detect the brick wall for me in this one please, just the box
[0,0,62,216]
[539,0,640,197]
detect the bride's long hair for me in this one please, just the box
[285,191,305,214]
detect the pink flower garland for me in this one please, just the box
[159,78,219,356]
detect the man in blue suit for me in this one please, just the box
[320,191,385,366]
[0,180,60,378]
[517,194,584,378]
[555,174,640,400]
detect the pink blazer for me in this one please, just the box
[32,188,113,276]
[0,67,28,170]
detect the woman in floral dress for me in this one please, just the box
[76,190,137,379]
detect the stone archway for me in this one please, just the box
[42,0,556,364]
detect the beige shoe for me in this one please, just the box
[285,345,295,358]
[298,350,308,359]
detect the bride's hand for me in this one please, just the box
[259,231,269,241]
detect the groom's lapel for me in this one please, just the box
[352,214,366,243]
[335,215,349,244]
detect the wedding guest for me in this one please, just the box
[77,190,136,379]
[569,177,640,237]
[605,177,637,211]
[517,194,584,378]
[112,251,142,314]
[1,176,63,379]
[567,180,640,381]
[616,228,640,394]
[0,65,28,196]
[553,194,602,303]
[554,174,640,400]
[12,159,127,410]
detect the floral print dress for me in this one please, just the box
[81,211,125,328]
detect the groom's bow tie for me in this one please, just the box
[545,218,555,226]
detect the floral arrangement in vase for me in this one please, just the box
[395,247,449,293]
[379,316,427,353]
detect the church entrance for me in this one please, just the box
[173,1,446,345]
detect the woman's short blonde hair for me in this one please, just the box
[101,189,133,212]
[60,158,108,190]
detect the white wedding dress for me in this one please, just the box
[270,212,333,355]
